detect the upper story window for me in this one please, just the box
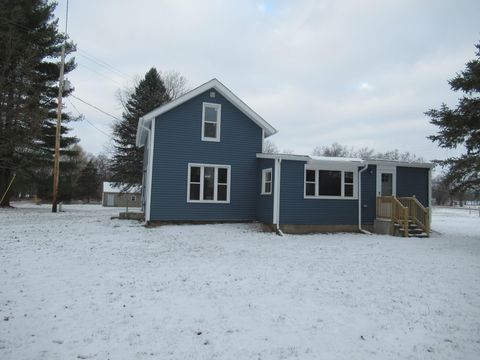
[188,163,230,203]
[202,102,221,142]
[261,168,272,195]
[304,166,357,199]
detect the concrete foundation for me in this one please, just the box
[280,224,368,234]
[373,218,393,235]
[119,212,145,221]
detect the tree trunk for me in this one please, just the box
[0,168,12,207]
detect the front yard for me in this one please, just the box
[1,203,479,359]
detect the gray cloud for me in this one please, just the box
[55,0,480,161]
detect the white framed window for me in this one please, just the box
[304,165,357,199]
[187,163,230,203]
[201,102,221,142]
[131,195,136,201]
[261,168,272,195]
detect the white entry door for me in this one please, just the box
[107,194,115,206]
[376,166,396,197]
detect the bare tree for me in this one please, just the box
[312,143,424,162]
[161,70,189,99]
[263,139,279,153]
[312,142,352,157]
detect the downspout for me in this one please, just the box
[273,157,284,236]
[358,163,371,234]
[139,123,150,215]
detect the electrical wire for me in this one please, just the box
[67,98,113,138]
[76,62,125,86]
[77,49,133,81]
[69,94,122,121]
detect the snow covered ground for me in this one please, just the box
[1,203,479,360]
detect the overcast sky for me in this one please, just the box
[54,0,480,162]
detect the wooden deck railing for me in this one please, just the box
[376,196,409,237]
[398,196,430,235]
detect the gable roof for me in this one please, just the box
[136,78,278,146]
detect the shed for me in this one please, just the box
[102,182,141,208]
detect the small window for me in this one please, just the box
[188,164,230,203]
[202,103,221,141]
[131,195,136,201]
[344,171,354,197]
[305,169,316,196]
[261,168,272,195]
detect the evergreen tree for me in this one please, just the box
[426,41,480,193]
[0,0,76,206]
[111,68,170,186]
[77,159,100,203]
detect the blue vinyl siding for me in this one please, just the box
[396,167,429,207]
[360,165,376,225]
[279,160,358,225]
[256,158,275,223]
[149,89,263,221]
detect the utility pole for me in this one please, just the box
[52,0,69,213]
[51,47,65,213]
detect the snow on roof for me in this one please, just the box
[309,155,363,162]
[256,153,433,168]
[103,182,141,194]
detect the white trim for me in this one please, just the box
[136,79,277,147]
[368,159,434,169]
[376,165,397,197]
[272,159,282,225]
[358,164,370,232]
[186,163,231,203]
[256,153,310,161]
[303,165,358,200]
[145,118,155,222]
[261,168,272,195]
[201,102,221,142]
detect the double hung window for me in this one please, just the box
[202,103,221,141]
[261,168,272,195]
[188,164,230,202]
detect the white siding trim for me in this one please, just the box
[272,159,281,225]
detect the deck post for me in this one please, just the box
[403,208,409,238]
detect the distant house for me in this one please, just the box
[102,182,141,208]
[136,79,432,236]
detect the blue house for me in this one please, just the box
[136,79,433,237]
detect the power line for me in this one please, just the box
[77,49,133,81]
[67,98,112,138]
[69,94,122,121]
[76,62,125,86]
[0,16,133,84]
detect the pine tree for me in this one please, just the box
[77,159,99,203]
[0,0,76,206]
[111,68,170,186]
[426,41,480,193]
